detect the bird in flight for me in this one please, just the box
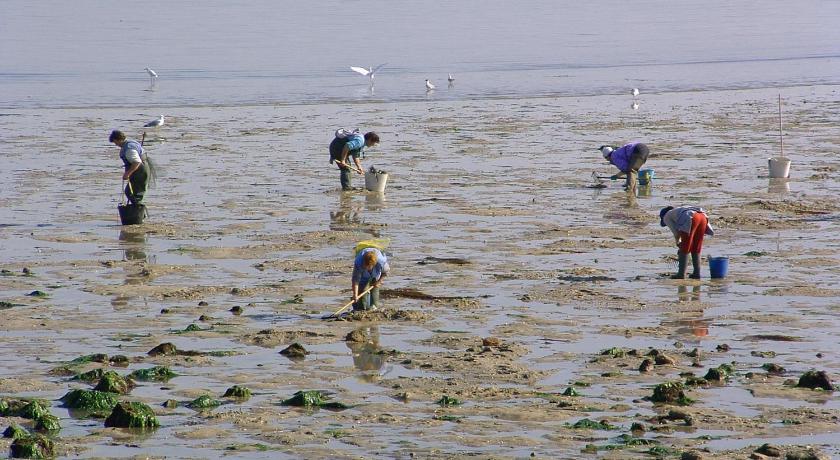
[425,79,435,91]
[144,115,165,128]
[350,63,387,81]
[145,67,158,86]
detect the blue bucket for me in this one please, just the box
[709,256,729,279]
[638,168,655,185]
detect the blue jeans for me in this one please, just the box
[352,279,380,311]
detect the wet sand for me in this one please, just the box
[1,85,840,458]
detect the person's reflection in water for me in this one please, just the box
[330,191,362,231]
[346,326,385,382]
[677,284,701,303]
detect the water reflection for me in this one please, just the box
[329,192,362,231]
[677,284,701,302]
[118,229,148,262]
[365,192,386,211]
[345,326,386,383]
[768,178,790,195]
[637,184,652,198]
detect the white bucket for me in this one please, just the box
[768,157,791,178]
[364,169,389,193]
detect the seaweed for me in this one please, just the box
[128,366,177,382]
[436,395,462,406]
[280,390,349,410]
[104,401,159,429]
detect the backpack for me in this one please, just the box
[329,128,362,164]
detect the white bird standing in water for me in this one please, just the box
[447,73,455,83]
[144,115,165,128]
[350,63,387,82]
[631,88,640,98]
[145,67,158,86]
[425,79,435,91]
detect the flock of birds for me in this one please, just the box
[137,66,641,127]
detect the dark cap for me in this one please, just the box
[659,206,674,226]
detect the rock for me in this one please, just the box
[94,371,135,394]
[162,399,178,409]
[129,366,177,381]
[72,368,106,382]
[650,381,693,405]
[716,344,730,352]
[60,389,119,415]
[105,401,160,429]
[796,370,834,391]
[109,355,129,367]
[785,449,830,460]
[639,359,654,373]
[762,363,786,375]
[279,343,309,359]
[755,443,782,457]
[345,329,367,343]
[160,308,171,314]
[33,413,60,432]
[10,434,55,459]
[482,337,501,347]
[681,451,703,460]
[630,422,646,433]
[187,395,222,410]
[704,364,734,382]
[223,385,251,399]
[147,342,178,356]
[3,424,27,440]
[655,354,677,365]
[198,314,211,321]
[437,395,462,406]
[198,300,208,306]
[230,305,243,315]
[15,400,49,420]
[751,454,770,460]
[562,387,579,397]
[281,390,349,409]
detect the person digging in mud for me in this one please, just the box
[599,142,650,193]
[351,247,390,311]
[329,130,379,191]
[110,130,154,204]
[660,206,714,279]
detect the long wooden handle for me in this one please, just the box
[326,284,376,318]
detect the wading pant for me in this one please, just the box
[352,278,380,311]
[624,143,650,191]
[125,162,150,205]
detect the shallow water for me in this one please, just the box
[2,63,840,458]
[2,1,840,108]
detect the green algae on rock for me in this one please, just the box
[599,347,629,358]
[187,395,222,410]
[650,382,694,406]
[129,366,177,382]
[93,371,136,394]
[703,363,735,382]
[223,386,251,400]
[436,395,462,406]
[9,434,55,459]
[16,400,50,420]
[104,401,159,429]
[281,390,349,410]
[33,414,60,432]
[567,418,618,430]
[3,424,28,440]
[796,370,835,391]
[147,343,178,356]
[60,389,119,415]
[72,368,107,382]
[162,399,178,409]
[562,387,580,397]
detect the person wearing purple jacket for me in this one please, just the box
[599,142,650,192]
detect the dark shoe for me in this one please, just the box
[689,273,700,279]
[671,273,686,279]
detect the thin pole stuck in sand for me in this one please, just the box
[778,94,784,157]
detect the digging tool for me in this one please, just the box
[321,285,376,320]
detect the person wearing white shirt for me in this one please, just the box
[109,130,150,205]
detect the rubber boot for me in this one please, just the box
[689,253,701,279]
[671,252,687,279]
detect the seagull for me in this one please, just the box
[447,73,455,83]
[145,67,158,85]
[425,79,435,91]
[144,115,164,128]
[350,63,387,81]
[631,88,640,98]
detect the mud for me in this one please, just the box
[1,85,839,458]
